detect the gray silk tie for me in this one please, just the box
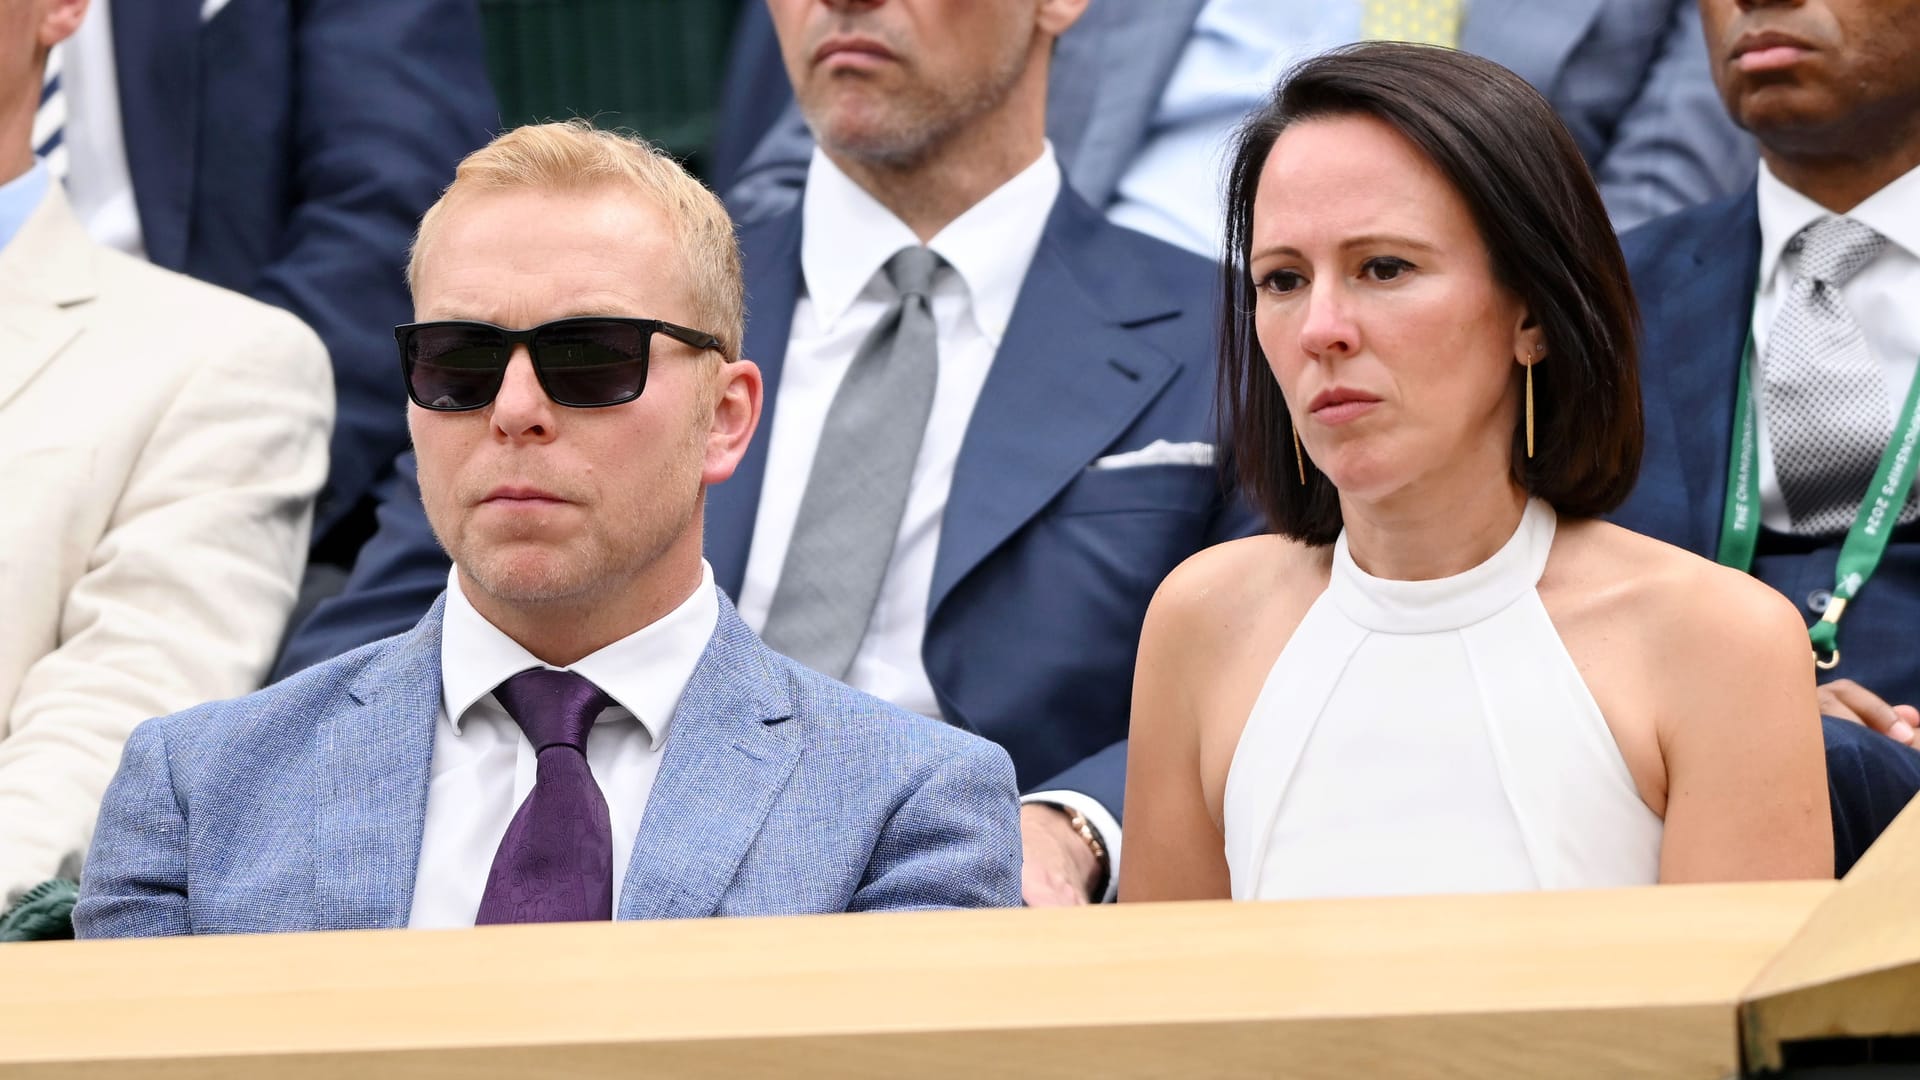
[761,246,943,678]
[1763,216,1895,536]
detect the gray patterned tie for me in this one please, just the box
[760,246,943,678]
[1762,216,1895,536]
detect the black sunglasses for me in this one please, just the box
[396,316,727,411]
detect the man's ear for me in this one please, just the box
[40,0,90,50]
[1036,0,1090,39]
[702,358,763,486]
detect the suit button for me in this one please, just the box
[1807,588,1833,613]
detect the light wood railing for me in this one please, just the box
[1,806,1915,1078]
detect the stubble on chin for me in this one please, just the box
[456,534,608,608]
[805,49,1023,171]
[809,99,945,168]
[453,480,701,613]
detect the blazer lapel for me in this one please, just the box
[312,596,446,930]
[617,595,801,920]
[705,209,803,597]
[1650,191,1763,552]
[0,190,93,410]
[929,188,1186,617]
[112,0,201,272]
[1459,0,1604,91]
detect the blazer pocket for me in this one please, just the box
[1050,463,1219,517]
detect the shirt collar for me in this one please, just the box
[1757,159,1920,289]
[0,161,50,255]
[1849,160,1920,266]
[439,562,721,749]
[799,142,1063,344]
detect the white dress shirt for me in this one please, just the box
[1750,162,1920,531]
[57,0,147,258]
[735,144,1060,720]
[1107,0,1362,256]
[406,563,720,929]
[733,145,1124,897]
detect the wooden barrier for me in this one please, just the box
[0,882,1832,1079]
[1743,797,1920,1071]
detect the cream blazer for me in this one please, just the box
[0,189,332,903]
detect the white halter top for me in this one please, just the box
[1223,499,1662,900]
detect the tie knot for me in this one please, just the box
[1789,216,1886,290]
[883,245,941,301]
[493,668,613,754]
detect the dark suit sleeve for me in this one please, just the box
[1591,1,1755,230]
[706,0,793,195]
[1029,490,1266,820]
[720,102,813,226]
[71,721,191,938]
[849,741,1023,911]
[252,0,498,536]
[1031,739,1132,820]
[273,452,450,679]
[1822,715,1920,877]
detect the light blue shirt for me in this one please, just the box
[0,160,51,255]
[1107,0,1370,256]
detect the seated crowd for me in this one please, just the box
[1,0,1917,936]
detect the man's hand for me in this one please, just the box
[1819,679,1919,747]
[1020,803,1101,906]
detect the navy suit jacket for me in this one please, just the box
[724,0,1751,233]
[115,0,497,541]
[277,180,1258,818]
[1615,191,1920,708]
[1615,190,1920,872]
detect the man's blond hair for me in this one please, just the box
[408,120,744,360]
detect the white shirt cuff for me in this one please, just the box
[1022,789,1122,903]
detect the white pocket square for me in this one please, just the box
[1089,440,1216,470]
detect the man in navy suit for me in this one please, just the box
[723,0,1753,246]
[279,0,1256,905]
[46,0,496,556]
[75,120,1019,937]
[1614,0,1920,871]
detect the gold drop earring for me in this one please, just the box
[1525,349,1539,460]
[1292,420,1306,485]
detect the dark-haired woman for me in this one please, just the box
[1121,44,1830,901]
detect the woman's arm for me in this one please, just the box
[1656,570,1833,883]
[1118,565,1235,902]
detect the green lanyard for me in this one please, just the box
[1717,332,1920,669]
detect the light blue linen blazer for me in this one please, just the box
[74,591,1022,936]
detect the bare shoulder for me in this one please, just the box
[1147,533,1329,649]
[1136,534,1333,828]
[1547,518,1808,669]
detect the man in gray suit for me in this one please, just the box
[73,120,1021,937]
[725,0,1752,250]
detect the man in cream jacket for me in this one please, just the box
[0,0,331,906]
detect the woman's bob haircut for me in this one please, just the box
[1219,42,1643,545]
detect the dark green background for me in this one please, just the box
[481,0,743,178]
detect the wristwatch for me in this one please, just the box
[1061,805,1111,900]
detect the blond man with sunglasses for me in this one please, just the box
[73,121,1020,937]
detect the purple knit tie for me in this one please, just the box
[475,668,616,924]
